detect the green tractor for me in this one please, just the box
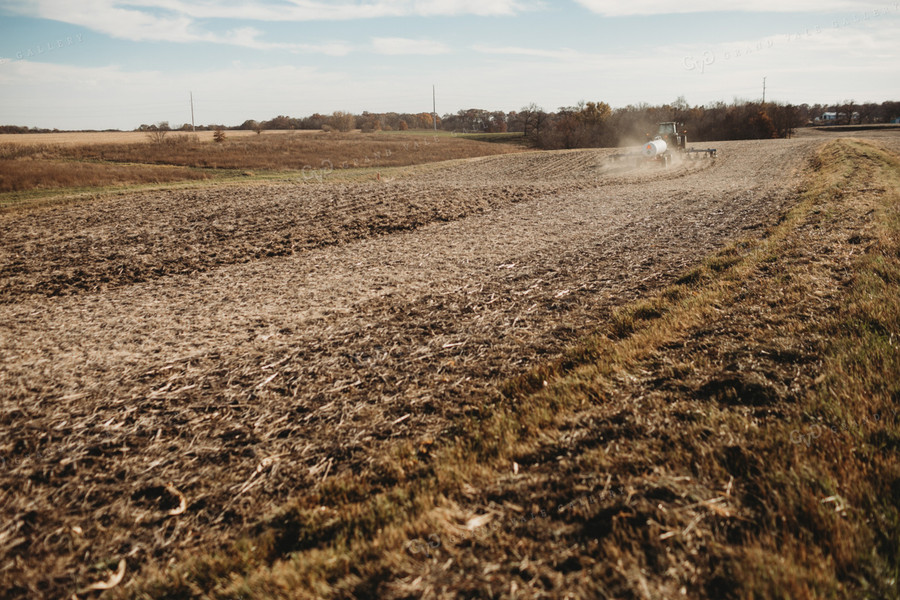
[655,122,687,151]
[610,122,717,167]
[652,122,716,160]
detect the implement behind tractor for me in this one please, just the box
[610,122,717,167]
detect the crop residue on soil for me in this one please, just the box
[1,139,822,597]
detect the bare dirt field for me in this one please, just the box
[0,136,876,597]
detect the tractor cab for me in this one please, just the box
[657,122,678,137]
[656,122,686,150]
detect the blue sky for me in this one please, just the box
[0,0,898,130]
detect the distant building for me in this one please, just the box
[816,111,860,124]
[893,117,900,124]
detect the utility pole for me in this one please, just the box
[762,77,766,104]
[190,91,195,132]
[432,85,437,131]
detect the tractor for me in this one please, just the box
[610,122,716,168]
[655,122,687,152]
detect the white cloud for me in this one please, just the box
[0,59,350,129]
[0,0,206,43]
[458,14,900,109]
[0,0,538,52]
[0,0,365,52]
[1,0,539,30]
[573,0,899,16]
[676,16,900,77]
[115,0,409,21]
[112,0,537,20]
[372,37,451,55]
[1,0,897,130]
[226,27,354,55]
[401,0,536,17]
[471,43,653,72]
[472,44,584,60]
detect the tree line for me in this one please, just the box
[3,99,899,148]
[440,98,900,149]
[180,98,900,150]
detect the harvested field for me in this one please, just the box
[45,132,521,172]
[0,136,885,597]
[0,146,706,301]
[0,132,522,196]
[0,130,293,147]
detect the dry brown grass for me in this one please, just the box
[0,132,522,196]
[0,158,211,193]
[63,132,521,171]
[0,130,288,146]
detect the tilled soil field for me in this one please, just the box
[1,139,820,597]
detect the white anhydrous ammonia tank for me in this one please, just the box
[642,139,667,157]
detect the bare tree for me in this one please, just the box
[328,111,356,132]
[840,99,857,124]
[519,103,543,137]
[533,107,549,138]
[672,95,689,122]
[146,121,170,144]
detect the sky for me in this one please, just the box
[0,0,898,130]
